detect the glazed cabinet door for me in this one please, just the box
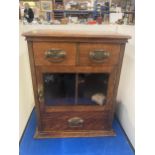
[35,66,117,111]
[36,67,77,108]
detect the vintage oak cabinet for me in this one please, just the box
[23,30,130,138]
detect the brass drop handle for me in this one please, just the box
[89,50,110,63]
[38,85,44,102]
[45,49,66,63]
[68,117,84,128]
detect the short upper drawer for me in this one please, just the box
[78,43,121,66]
[33,42,76,66]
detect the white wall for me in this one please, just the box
[19,23,135,147]
[19,22,34,139]
[116,25,135,147]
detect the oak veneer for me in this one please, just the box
[33,42,76,66]
[78,43,121,66]
[23,30,130,138]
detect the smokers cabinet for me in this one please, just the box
[23,30,130,138]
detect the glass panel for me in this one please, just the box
[43,73,75,106]
[43,73,109,106]
[78,73,109,106]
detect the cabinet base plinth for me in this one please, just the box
[34,128,116,138]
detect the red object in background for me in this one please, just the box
[87,20,97,24]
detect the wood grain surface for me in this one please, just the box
[24,30,130,138]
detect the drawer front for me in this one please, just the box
[42,111,111,131]
[33,42,76,66]
[78,43,121,66]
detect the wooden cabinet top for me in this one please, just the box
[23,30,131,41]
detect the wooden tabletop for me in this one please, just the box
[22,29,131,39]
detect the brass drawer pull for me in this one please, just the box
[89,50,110,63]
[45,49,66,63]
[68,117,84,128]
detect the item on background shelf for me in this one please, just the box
[116,6,122,13]
[42,20,51,25]
[128,13,134,24]
[61,17,69,24]
[65,3,71,10]
[103,13,109,24]
[32,18,39,24]
[91,93,106,106]
[24,3,34,23]
[104,1,110,12]
[87,16,93,22]
[79,2,88,10]
[115,19,124,25]
[123,14,128,24]
[53,20,61,24]
[38,15,45,24]
[96,3,101,13]
[97,16,102,24]
[87,20,97,25]
[110,3,116,12]
[54,4,64,10]
[68,16,72,23]
[40,1,52,12]
[110,13,123,24]
[79,18,87,24]
[33,3,40,19]
[68,16,78,24]
[70,1,79,10]
[49,19,54,24]
[19,7,21,20]
[19,3,25,18]
[86,1,93,10]
[126,4,131,12]
[96,0,105,8]
[65,0,93,11]
[23,19,28,24]
[46,12,51,21]
[71,17,78,23]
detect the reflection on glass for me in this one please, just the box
[78,73,109,105]
[43,73,75,106]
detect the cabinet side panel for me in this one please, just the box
[110,43,126,122]
[27,41,42,130]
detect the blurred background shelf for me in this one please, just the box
[19,0,135,25]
